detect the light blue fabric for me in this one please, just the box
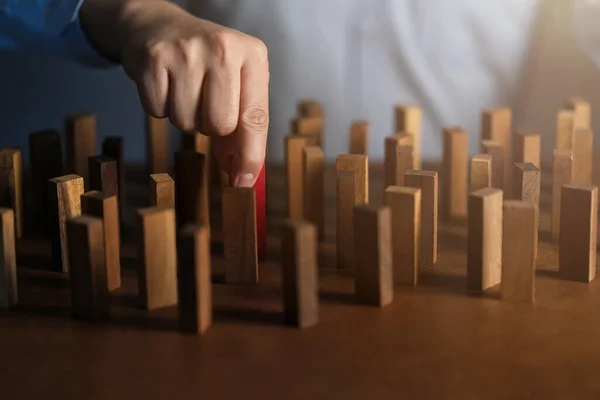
[0,0,117,67]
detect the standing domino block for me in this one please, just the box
[443,127,468,219]
[177,224,212,334]
[556,110,575,150]
[470,154,492,192]
[467,188,503,294]
[404,170,438,266]
[565,97,591,129]
[0,208,16,308]
[281,220,319,328]
[298,100,323,118]
[384,134,413,190]
[67,215,109,319]
[501,201,537,302]
[354,205,393,307]
[395,145,414,187]
[285,136,307,219]
[559,184,598,282]
[302,147,325,240]
[88,156,119,198]
[48,175,84,272]
[222,187,258,284]
[291,117,322,146]
[65,113,96,187]
[395,105,422,169]
[513,132,541,169]
[146,115,169,174]
[572,128,593,184]
[482,108,512,190]
[512,162,540,205]
[385,186,421,286]
[336,154,368,270]
[349,121,369,155]
[102,137,125,228]
[0,149,23,238]
[81,191,121,291]
[181,132,211,218]
[174,150,208,228]
[137,207,178,309]
[150,173,175,209]
[481,140,504,190]
[551,150,573,243]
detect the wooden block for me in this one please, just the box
[0,149,23,238]
[513,132,541,169]
[395,145,414,187]
[385,186,421,286]
[146,115,169,174]
[512,162,540,204]
[559,184,598,282]
[556,110,575,150]
[298,100,323,118]
[404,170,438,266]
[88,156,118,197]
[177,224,212,334]
[354,205,393,307]
[281,220,319,327]
[81,191,121,291]
[136,207,178,309]
[470,154,492,193]
[48,175,84,272]
[467,188,503,294]
[291,117,322,146]
[222,187,258,284]
[102,137,125,227]
[285,136,307,219]
[482,108,512,190]
[149,173,175,209]
[66,215,109,319]
[501,201,537,302]
[442,127,468,219]
[29,130,64,235]
[565,97,591,129]
[395,105,422,169]
[481,140,504,190]
[349,121,369,155]
[0,208,16,308]
[336,154,369,270]
[181,132,211,213]
[551,150,573,243]
[572,128,593,184]
[384,134,413,190]
[302,146,325,240]
[65,113,96,187]
[174,150,208,228]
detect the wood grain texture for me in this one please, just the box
[174,150,208,228]
[482,108,512,190]
[222,187,258,284]
[285,136,307,219]
[551,150,573,244]
[481,140,504,190]
[404,170,438,266]
[281,219,319,328]
[354,205,393,307]
[349,121,369,155]
[556,110,575,150]
[48,175,84,273]
[302,146,325,240]
[470,154,492,193]
[137,207,178,310]
[81,191,121,291]
[0,149,22,238]
[512,162,540,205]
[146,115,169,174]
[150,173,175,209]
[67,215,109,319]
[513,132,541,169]
[0,208,16,308]
[565,97,591,129]
[467,188,503,294]
[572,128,593,184]
[298,100,323,118]
[502,201,537,302]
[291,117,322,146]
[65,113,96,188]
[88,156,119,198]
[443,127,468,219]
[384,134,413,191]
[102,137,125,229]
[559,184,598,283]
[395,105,422,169]
[385,186,421,286]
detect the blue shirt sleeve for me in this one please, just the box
[0,0,118,68]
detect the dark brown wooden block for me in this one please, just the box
[175,150,208,228]
[146,115,169,174]
[88,156,118,198]
[101,136,125,217]
[65,113,96,187]
[0,149,23,238]
[0,208,16,309]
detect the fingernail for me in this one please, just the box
[236,172,256,187]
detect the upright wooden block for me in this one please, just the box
[285,136,307,219]
[349,121,369,155]
[0,208,17,308]
[88,156,119,197]
[222,187,258,284]
[48,175,84,272]
[150,173,175,209]
[559,184,598,282]
[181,132,211,215]
[384,134,413,190]
[556,110,575,150]
[513,132,541,169]
[551,150,573,243]
[354,205,393,307]
[102,137,125,227]
[467,188,503,294]
[146,115,169,174]
[291,117,322,146]
[565,97,591,129]
[512,162,540,205]
[482,108,512,190]
[572,128,593,184]
[395,145,414,187]
[65,113,96,187]
[66,215,109,319]
[0,149,22,238]
[470,154,492,192]
[404,170,438,266]
[137,207,178,309]
[385,186,421,286]
[481,140,504,190]
[302,146,325,240]
[81,191,121,291]
[395,105,422,169]
[442,127,468,219]
[298,100,323,118]
[281,220,319,328]
[177,224,212,334]
[501,201,537,302]
[336,154,369,270]
[174,150,208,228]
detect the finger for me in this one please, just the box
[199,64,241,136]
[167,62,205,133]
[134,60,170,118]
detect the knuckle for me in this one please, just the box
[210,30,236,66]
[173,38,200,68]
[248,38,269,64]
[241,105,269,131]
[144,42,169,67]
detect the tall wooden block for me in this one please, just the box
[48,175,84,272]
[354,205,393,307]
[467,188,503,294]
[559,184,598,282]
[0,149,23,238]
[385,186,421,286]
[442,127,468,219]
[137,207,178,309]
[572,128,593,184]
[81,191,121,291]
[501,201,537,302]
[298,100,323,118]
[65,113,96,187]
[177,224,212,334]
[146,115,169,174]
[470,154,492,192]
[102,137,125,227]
[67,215,109,319]
[551,150,573,243]
[0,208,17,308]
[291,117,322,146]
[174,150,208,228]
[404,170,438,266]
[395,145,414,187]
[384,134,413,190]
[512,162,540,205]
[150,173,175,209]
[302,146,325,240]
[222,187,258,284]
[395,105,422,169]
[481,140,504,190]
[482,108,512,190]
[88,156,118,198]
[181,132,211,214]
[349,121,369,155]
[281,220,319,328]
[556,110,575,150]
[513,132,541,169]
[285,136,307,219]
[566,97,591,129]
[336,154,369,270]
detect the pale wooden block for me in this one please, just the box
[565,97,591,129]
[285,136,307,219]
[291,117,322,146]
[513,132,541,169]
[298,100,324,118]
[149,173,175,209]
[470,154,492,193]
[0,208,16,308]
[556,110,575,150]
[146,115,169,174]
[443,127,468,219]
[395,105,422,169]
[384,134,413,191]
[481,140,504,190]
[302,147,325,241]
[512,162,540,205]
[349,121,369,155]
[404,170,438,266]
[551,150,573,244]
[482,108,512,190]
[572,128,593,184]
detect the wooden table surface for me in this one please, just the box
[2,163,600,400]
